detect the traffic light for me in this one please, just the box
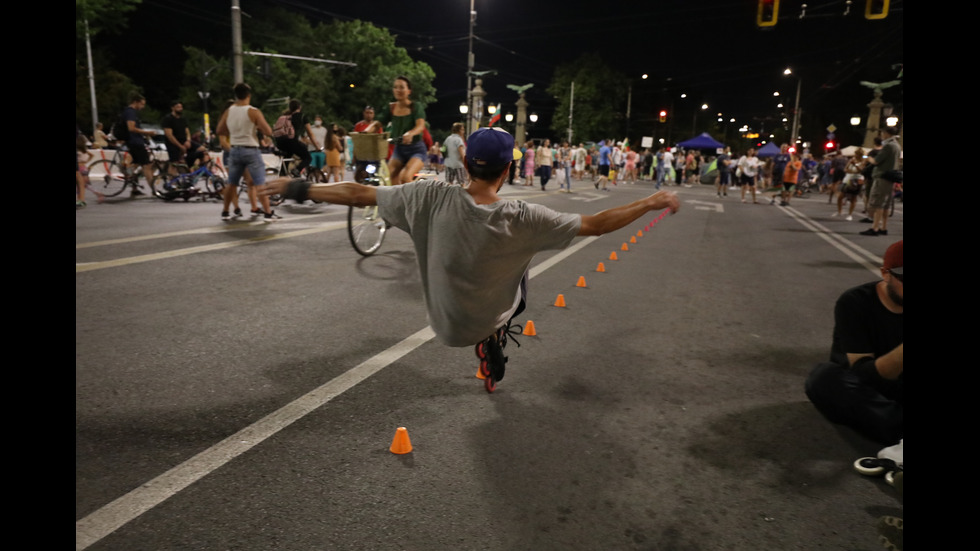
[865,0,890,20]
[757,0,779,27]
[824,140,837,152]
[659,110,667,123]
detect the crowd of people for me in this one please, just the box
[77,83,902,245]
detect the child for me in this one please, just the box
[76,133,104,208]
[779,153,803,206]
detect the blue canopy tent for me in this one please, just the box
[676,133,725,150]
[756,142,781,158]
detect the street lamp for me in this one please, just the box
[783,67,802,149]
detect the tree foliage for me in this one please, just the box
[546,53,628,144]
[76,1,436,137]
[75,0,141,39]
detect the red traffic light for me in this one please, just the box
[659,110,667,123]
[824,141,836,151]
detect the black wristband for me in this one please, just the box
[284,179,311,203]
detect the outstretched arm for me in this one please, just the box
[578,190,679,236]
[261,178,377,207]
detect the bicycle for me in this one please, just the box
[347,132,392,256]
[87,147,165,198]
[149,157,227,202]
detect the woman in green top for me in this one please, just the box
[364,75,427,185]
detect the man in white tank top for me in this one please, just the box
[216,82,279,222]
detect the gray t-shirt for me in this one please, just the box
[443,133,465,169]
[377,180,581,346]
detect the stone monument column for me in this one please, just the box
[515,93,529,145]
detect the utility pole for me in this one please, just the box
[231,0,243,83]
[466,0,476,136]
[84,17,98,133]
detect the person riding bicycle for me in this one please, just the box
[273,99,319,178]
[261,127,681,391]
[352,105,383,182]
[360,75,427,185]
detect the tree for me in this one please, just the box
[75,0,141,40]
[176,9,436,135]
[546,53,628,143]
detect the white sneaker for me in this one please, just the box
[877,439,903,469]
[846,215,853,221]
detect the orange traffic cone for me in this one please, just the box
[554,294,566,307]
[596,262,606,272]
[630,236,637,244]
[389,427,413,454]
[621,243,629,251]
[523,320,537,336]
[609,252,619,261]
[576,276,587,287]
[637,230,643,237]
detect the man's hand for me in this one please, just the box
[648,190,680,214]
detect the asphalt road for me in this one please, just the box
[76,175,904,550]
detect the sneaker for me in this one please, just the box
[221,211,231,221]
[860,217,874,223]
[860,228,879,236]
[877,515,903,551]
[877,439,903,468]
[594,181,599,190]
[250,209,262,218]
[76,200,86,209]
[831,212,839,217]
[263,210,282,223]
[780,201,789,206]
[877,229,888,236]
[233,208,243,218]
[846,215,853,221]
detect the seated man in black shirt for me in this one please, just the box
[805,240,903,447]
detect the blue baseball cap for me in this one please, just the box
[465,127,522,168]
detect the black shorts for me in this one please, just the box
[599,164,610,177]
[128,143,150,165]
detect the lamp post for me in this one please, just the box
[784,68,802,149]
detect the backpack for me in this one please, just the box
[272,114,295,139]
[111,118,129,142]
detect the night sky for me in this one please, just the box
[94,0,903,146]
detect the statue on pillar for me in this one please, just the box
[507,84,534,144]
[860,80,901,149]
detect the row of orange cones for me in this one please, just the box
[392,212,671,453]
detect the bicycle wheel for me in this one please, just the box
[204,174,226,200]
[347,205,387,256]
[87,160,130,197]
